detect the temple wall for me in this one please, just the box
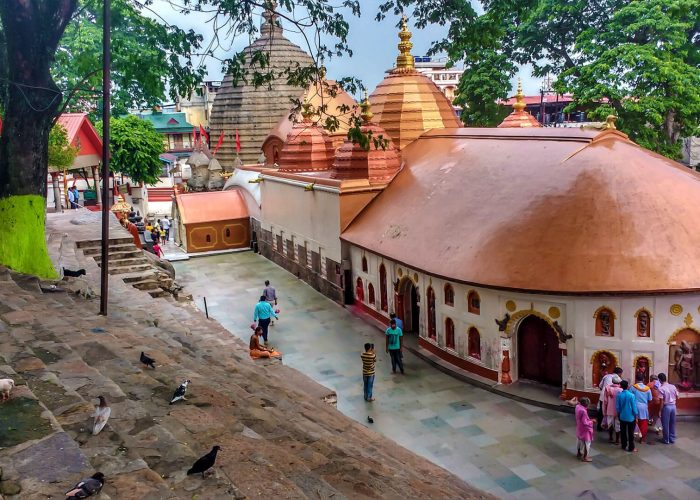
[352,246,700,411]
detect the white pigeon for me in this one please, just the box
[92,396,111,435]
[170,379,191,404]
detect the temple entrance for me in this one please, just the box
[396,279,419,333]
[518,315,562,387]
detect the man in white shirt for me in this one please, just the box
[161,217,171,241]
[597,366,623,431]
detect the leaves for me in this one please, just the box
[48,124,78,169]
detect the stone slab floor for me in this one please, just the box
[174,252,700,500]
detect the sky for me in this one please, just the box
[149,0,543,100]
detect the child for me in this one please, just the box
[361,343,376,402]
[575,397,595,462]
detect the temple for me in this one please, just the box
[204,11,700,412]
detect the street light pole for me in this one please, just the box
[99,0,111,316]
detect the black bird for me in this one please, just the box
[140,351,156,369]
[170,379,191,404]
[63,267,87,278]
[367,416,374,424]
[187,446,221,477]
[65,472,105,499]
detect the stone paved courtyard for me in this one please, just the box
[174,252,700,499]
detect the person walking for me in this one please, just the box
[385,319,404,374]
[161,216,171,242]
[253,295,278,345]
[631,374,653,444]
[647,374,662,436]
[263,280,277,325]
[616,380,638,453]
[658,373,679,444]
[68,186,77,209]
[602,374,622,444]
[575,397,594,462]
[597,367,623,431]
[361,343,376,402]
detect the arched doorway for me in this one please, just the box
[518,315,562,387]
[397,279,419,333]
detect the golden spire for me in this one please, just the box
[360,91,373,124]
[393,15,415,73]
[605,115,617,130]
[513,79,526,112]
[319,65,327,80]
[300,92,314,122]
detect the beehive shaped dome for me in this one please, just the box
[369,17,461,151]
[498,80,541,128]
[209,6,314,166]
[278,103,336,172]
[331,97,400,183]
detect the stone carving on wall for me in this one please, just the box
[674,340,694,390]
[590,350,618,388]
[495,313,510,332]
[634,355,651,384]
[553,321,572,343]
[668,328,700,390]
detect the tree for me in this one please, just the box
[104,115,164,186]
[48,124,78,170]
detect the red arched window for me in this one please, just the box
[379,264,388,312]
[468,327,481,360]
[355,277,364,303]
[368,283,375,305]
[427,286,436,339]
[444,283,454,306]
[445,318,455,349]
[636,309,651,337]
[594,307,615,337]
[467,290,480,315]
[361,256,368,273]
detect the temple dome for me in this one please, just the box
[331,96,400,183]
[277,103,336,172]
[498,80,541,128]
[368,17,461,151]
[209,6,314,166]
[342,123,700,294]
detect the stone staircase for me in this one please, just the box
[0,263,486,499]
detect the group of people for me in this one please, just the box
[360,312,406,403]
[146,217,171,258]
[249,280,281,359]
[575,366,680,462]
[67,186,80,209]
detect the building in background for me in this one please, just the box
[174,81,221,129]
[413,56,463,115]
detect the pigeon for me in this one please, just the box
[92,396,111,435]
[0,378,15,401]
[140,351,156,369]
[187,446,221,477]
[170,379,191,404]
[63,267,87,277]
[65,472,105,499]
[367,416,374,424]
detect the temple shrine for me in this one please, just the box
[205,10,700,413]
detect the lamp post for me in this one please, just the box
[99,0,111,316]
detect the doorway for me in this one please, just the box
[517,315,562,387]
[397,279,419,333]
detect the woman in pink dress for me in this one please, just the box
[575,397,595,462]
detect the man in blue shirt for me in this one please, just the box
[253,295,278,344]
[385,319,404,374]
[390,312,403,331]
[616,379,638,453]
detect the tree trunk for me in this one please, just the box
[92,165,102,205]
[0,1,77,278]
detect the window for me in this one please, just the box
[467,290,480,315]
[362,256,368,273]
[427,286,436,339]
[468,327,481,360]
[225,228,231,237]
[205,234,211,243]
[445,318,455,349]
[444,283,454,306]
[276,234,283,253]
[594,307,615,337]
[379,264,388,312]
[355,277,364,302]
[636,309,651,337]
[368,283,376,305]
[297,244,307,267]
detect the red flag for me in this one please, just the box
[212,131,224,156]
[199,124,209,145]
[235,129,241,153]
[0,115,3,136]
[192,125,197,146]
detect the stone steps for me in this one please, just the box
[96,257,150,268]
[82,244,138,257]
[76,237,134,249]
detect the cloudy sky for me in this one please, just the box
[149,0,543,99]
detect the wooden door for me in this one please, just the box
[518,316,562,387]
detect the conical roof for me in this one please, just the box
[498,80,541,128]
[369,17,460,151]
[209,7,314,166]
[278,102,336,172]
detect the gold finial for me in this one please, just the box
[360,91,373,124]
[513,79,526,112]
[605,115,617,130]
[394,15,414,72]
[301,94,313,122]
[319,65,327,80]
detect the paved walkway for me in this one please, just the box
[174,252,700,499]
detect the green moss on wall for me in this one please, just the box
[0,195,58,279]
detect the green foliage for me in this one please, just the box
[99,115,164,185]
[48,124,78,169]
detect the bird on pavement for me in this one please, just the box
[170,379,191,404]
[63,267,86,278]
[187,446,221,477]
[140,351,156,369]
[92,396,111,435]
[367,416,374,424]
[65,472,105,499]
